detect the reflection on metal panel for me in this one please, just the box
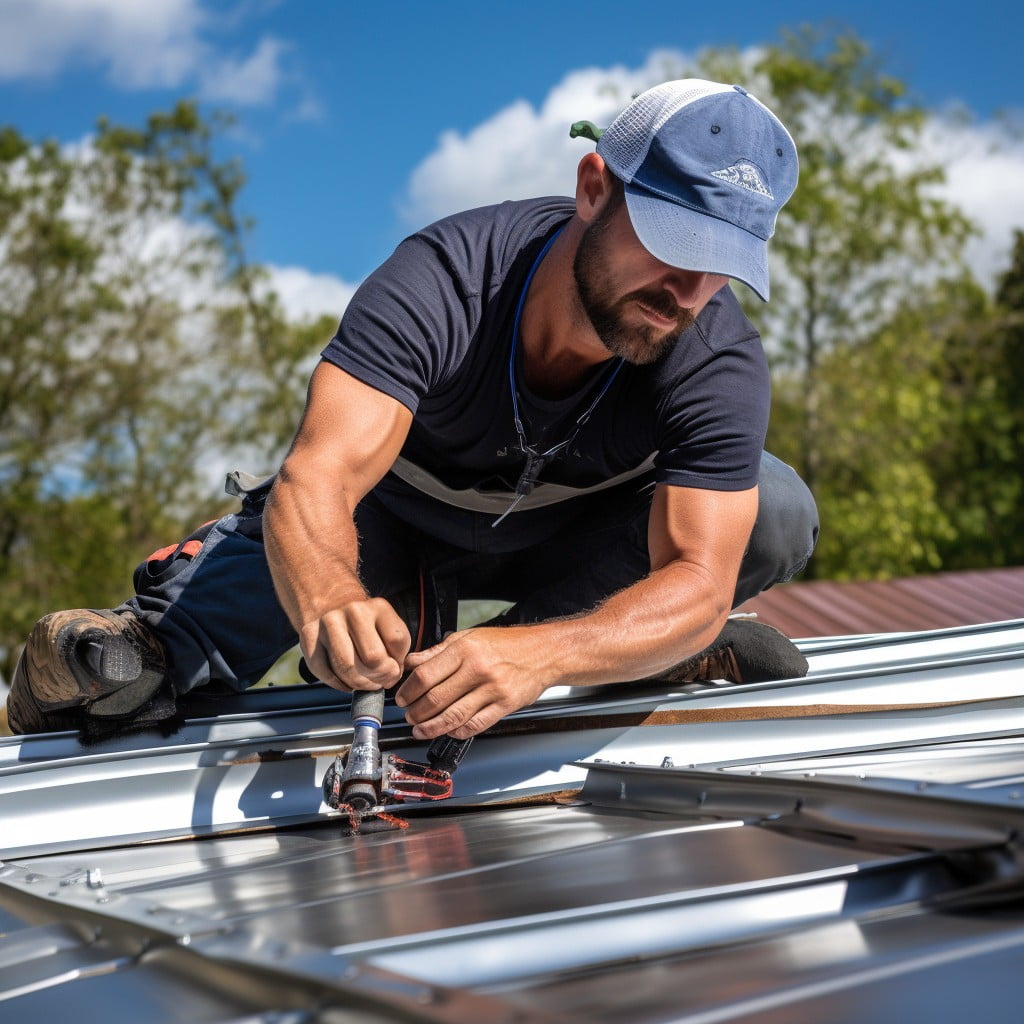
[2,620,1023,859]
[1,620,1024,1020]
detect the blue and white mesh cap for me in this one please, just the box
[595,79,798,301]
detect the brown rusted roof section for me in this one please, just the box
[736,566,1024,639]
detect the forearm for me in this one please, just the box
[514,559,731,688]
[397,558,733,740]
[263,460,366,634]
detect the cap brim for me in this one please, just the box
[624,184,771,301]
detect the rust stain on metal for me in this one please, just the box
[738,565,1024,639]
[484,695,1010,736]
[213,695,1013,768]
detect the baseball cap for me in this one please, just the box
[582,79,798,301]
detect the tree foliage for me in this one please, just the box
[0,103,325,682]
[696,29,976,506]
[606,27,1021,581]
[2,31,1023,685]
[929,231,1024,569]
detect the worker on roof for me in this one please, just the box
[7,80,818,741]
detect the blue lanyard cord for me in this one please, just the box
[493,228,624,527]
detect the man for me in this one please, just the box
[7,79,818,741]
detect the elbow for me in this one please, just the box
[661,558,733,642]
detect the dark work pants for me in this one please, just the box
[124,453,818,695]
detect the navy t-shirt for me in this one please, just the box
[321,197,769,537]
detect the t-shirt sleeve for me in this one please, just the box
[321,233,477,413]
[653,322,770,492]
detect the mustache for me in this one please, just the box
[630,290,679,319]
[626,290,696,330]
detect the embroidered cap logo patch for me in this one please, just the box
[711,160,774,199]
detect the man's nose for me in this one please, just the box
[660,269,709,308]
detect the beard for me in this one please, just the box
[572,207,695,365]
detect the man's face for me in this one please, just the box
[573,191,728,365]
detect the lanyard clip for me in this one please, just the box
[492,451,546,528]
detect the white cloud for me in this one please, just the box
[265,265,357,323]
[0,0,290,106]
[199,35,287,105]
[404,51,1024,290]
[929,121,1024,285]
[48,135,358,326]
[403,54,684,225]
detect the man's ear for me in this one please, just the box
[575,153,615,223]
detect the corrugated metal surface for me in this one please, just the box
[5,753,1024,1023]
[738,566,1024,639]
[6,619,1024,859]
[2,621,1024,1021]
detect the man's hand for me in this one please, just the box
[300,598,412,692]
[395,628,549,740]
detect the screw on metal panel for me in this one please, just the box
[95,896,110,904]
[23,873,40,883]
[1010,791,1021,800]
[804,772,816,778]
[661,756,675,768]
[916,782,929,791]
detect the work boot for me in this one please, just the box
[6,609,176,739]
[652,618,808,685]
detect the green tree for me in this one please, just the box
[700,29,975,528]
[788,280,981,578]
[931,231,1024,569]
[0,104,321,684]
[625,28,983,578]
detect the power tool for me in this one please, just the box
[320,687,468,833]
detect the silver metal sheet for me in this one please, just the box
[3,619,1024,859]
[2,621,1024,1021]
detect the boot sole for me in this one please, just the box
[7,610,165,734]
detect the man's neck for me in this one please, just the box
[518,223,614,399]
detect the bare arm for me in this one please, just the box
[398,482,757,738]
[263,361,413,691]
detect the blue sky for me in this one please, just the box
[2,0,1022,316]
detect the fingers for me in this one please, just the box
[397,661,506,740]
[396,632,542,740]
[300,598,412,692]
[410,694,506,741]
[301,617,547,739]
